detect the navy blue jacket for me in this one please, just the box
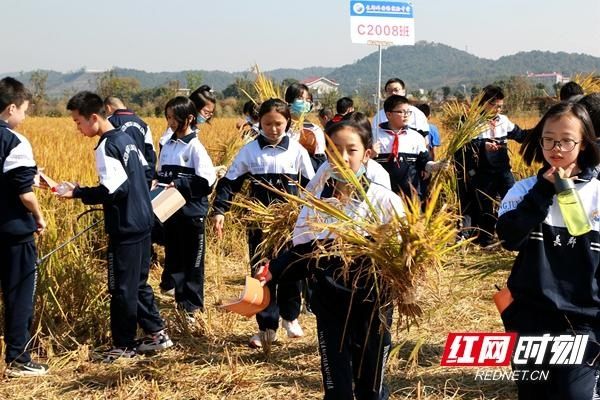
[0,120,37,240]
[157,131,216,218]
[108,109,156,184]
[497,167,600,319]
[73,129,153,242]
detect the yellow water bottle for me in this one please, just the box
[554,172,591,236]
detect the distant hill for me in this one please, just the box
[0,66,335,98]
[3,42,599,97]
[328,41,600,92]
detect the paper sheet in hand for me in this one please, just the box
[220,276,271,317]
[151,187,186,223]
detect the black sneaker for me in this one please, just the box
[5,360,49,378]
[136,330,174,353]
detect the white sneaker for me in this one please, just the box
[248,329,277,348]
[136,329,174,353]
[100,348,137,364]
[282,319,304,338]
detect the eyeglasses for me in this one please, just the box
[540,137,580,152]
[389,109,412,116]
[200,107,214,117]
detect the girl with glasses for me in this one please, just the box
[497,102,600,399]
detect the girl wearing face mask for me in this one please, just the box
[159,85,217,148]
[211,98,315,348]
[155,97,216,320]
[284,83,327,171]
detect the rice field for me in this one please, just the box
[0,114,541,399]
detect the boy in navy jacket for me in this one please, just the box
[0,77,48,377]
[59,92,172,362]
[104,96,156,187]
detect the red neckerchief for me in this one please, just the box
[488,116,500,139]
[383,127,407,161]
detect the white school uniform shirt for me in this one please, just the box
[159,127,173,147]
[157,131,216,186]
[373,125,428,159]
[475,114,515,141]
[292,181,405,246]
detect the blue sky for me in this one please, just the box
[2,0,599,73]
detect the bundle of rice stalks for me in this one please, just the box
[572,72,600,94]
[439,92,495,162]
[241,64,282,103]
[301,179,463,324]
[216,132,246,168]
[231,196,301,261]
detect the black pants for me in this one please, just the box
[501,300,600,400]
[378,158,420,200]
[472,169,515,244]
[311,281,392,400]
[0,237,36,363]
[248,228,301,331]
[164,216,206,312]
[456,176,478,231]
[107,234,164,348]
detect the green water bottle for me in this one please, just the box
[554,172,591,236]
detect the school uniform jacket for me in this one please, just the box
[373,122,430,193]
[497,167,600,319]
[470,114,527,173]
[0,121,37,239]
[269,178,405,298]
[212,134,315,215]
[108,109,156,182]
[157,131,216,218]
[73,129,153,241]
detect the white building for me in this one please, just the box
[526,72,570,88]
[301,77,339,104]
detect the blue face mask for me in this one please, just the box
[290,99,312,116]
[197,114,208,124]
[330,163,367,183]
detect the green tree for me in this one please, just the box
[316,90,339,111]
[281,78,299,92]
[186,71,203,91]
[441,86,451,100]
[96,70,141,105]
[29,70,48,116]
[222,77,257,101]
[503,76,535,114]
